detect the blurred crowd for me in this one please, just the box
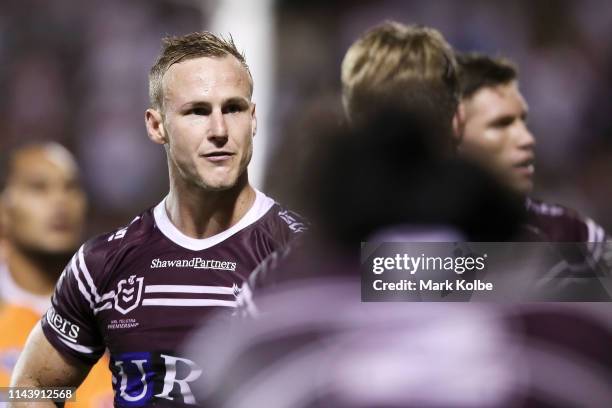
[0,0,203,234]
[1,0,611,235]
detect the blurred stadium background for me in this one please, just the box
[1,0,611,236]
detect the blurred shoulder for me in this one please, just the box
[525,197,606,242]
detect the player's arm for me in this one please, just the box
[9,324,91,408]
[9,243,109,407]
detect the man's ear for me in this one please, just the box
[145,108,167,145]
[452,102,466,146]
[251,103,257,138]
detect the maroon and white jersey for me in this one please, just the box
[525,197,607,243]
[522,197,612,300]
[524,197,610,268]
[40,190,306,407]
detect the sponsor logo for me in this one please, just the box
[112,352,202,406]
[150,257,237,272]
[46,307,81,339]
[114,275,144,315]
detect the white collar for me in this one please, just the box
[153,189,275,251]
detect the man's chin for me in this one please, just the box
[15,241,77,272]
[510,178,534,196]
[194,171,247,192]
[195,180,237,192]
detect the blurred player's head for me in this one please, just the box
[341,22,460,154]
[145,32,257,192]
[457,53,535,195]
[0,143,86,256]
[297,108,523,244]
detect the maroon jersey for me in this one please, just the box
[40,190,306,407]
[525,197,606,243]
[524,197,609,267]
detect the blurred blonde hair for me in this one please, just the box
[341,21,459,124]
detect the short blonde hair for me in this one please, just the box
[341,21,458,123]
[149,31,252,111]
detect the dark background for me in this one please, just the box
[1,0,611,235]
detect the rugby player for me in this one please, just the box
[341,21,460,155]
[184,25,612,406]
[237,22,524,305]
[456,54,608,243]
[0,143,113,406]
[11,32,305,407]
[456,53,611,299]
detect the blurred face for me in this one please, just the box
[459,81,535,195]
[147,55,256,191]
[1,145,87,253]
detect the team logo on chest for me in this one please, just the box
[114,275,144,315]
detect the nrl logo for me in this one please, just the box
[114,275,144,315]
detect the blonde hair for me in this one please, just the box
[341,22,458,123]
[149,31,252,111]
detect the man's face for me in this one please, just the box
[1,146,87,253]
[158,55,256,191]
[459,81,535,195]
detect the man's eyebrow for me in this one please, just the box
[223,97,250,106]
[180,101,212,109]
[487,114,515,127]
[180,97,250,109]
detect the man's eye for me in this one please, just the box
[190,107,209,115]
[224,104,243,114]
[490,117,514,129]
[26,181,48,192]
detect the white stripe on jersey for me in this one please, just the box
[59,337,101,354]
[78,245,104,303]
[70,255,96,310]
[586,218,606,262]
[586,218,599,242]
[145,285,236,295]
[142,298,237,307]
[100,291,116,302]
[93,302,113,314]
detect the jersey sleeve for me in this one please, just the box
[40,243,106,366]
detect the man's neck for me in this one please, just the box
[165,175,256,240]
[4,243,66,296]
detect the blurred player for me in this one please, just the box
[0,143,113,407]
[457,52,607,242]
[456,52,611,297]
[341,21,460,155]
[184,70,612,408]
[10,31,305,407]
[237,22,525,304]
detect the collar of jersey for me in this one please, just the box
[153,189,275,251]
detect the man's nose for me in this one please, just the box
[209,110,228,141]
[517,123,535,151]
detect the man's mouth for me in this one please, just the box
[201,151,235,162]
[513,157,534,175]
